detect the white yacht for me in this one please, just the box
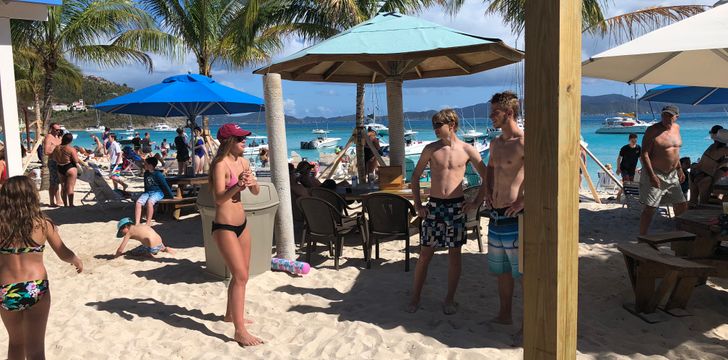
[595,113,655,134]
[461,129,485,140]
[311,128,330,135]
[366,122,388,136]
[244,135,268,156]
[300,136,341,149]
[85,125,105,132]
[404,129,418,136]
[153,123,174,131]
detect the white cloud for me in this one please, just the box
[284,98,297,116]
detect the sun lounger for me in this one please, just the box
[78,163,133,205]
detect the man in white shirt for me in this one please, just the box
[108,133,128,191]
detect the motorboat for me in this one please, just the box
[85,125,105,132]
[244,135,268,156]
[366,121,388,136]
[300,136,341,149]
[153,123,174,131]
[595,113,655,134]
[461,129,485,140]
[404,129,418,136]
[311,128,330,134]
[125,125,135,133]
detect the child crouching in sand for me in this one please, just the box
[114,217,174,257]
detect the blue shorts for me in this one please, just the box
[130,244,164,256]
[487,217,521,278]
[137,191,164,206]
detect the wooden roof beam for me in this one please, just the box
[322,61,344,80]
[447,55,471,73]
[358,61,389,77]
[291,62,319,80]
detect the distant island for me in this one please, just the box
[51,75,728,129]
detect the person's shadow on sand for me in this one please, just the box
[86,298,232,342]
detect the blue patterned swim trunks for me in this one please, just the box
[420,197,466,248]
[487,208,521,278]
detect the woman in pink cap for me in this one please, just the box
[208,123,263,346]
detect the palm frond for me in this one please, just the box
[66,45,153,72]
[486,0,606,35]
[584,5,709,44]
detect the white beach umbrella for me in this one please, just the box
[582,3,728,87]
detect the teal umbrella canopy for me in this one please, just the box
[254,12,523,83]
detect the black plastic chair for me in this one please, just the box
[297,197,366,270]
[463,185,484,253]
[362,193,419,272]
[310,187,362,219]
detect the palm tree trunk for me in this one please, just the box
[34,93,42,138]
[355,83,366,180]
[263,74,295,259]
[41,63,55,130]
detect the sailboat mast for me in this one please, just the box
[633,84,639,121]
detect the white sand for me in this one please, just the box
[2,180,727,359]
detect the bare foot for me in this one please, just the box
[490,316,513,325]
[405,302,420,313]
[442,301,459,315]
[235,330,264,347]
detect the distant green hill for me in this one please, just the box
[50,75,183,130]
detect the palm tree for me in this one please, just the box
[11,0,176,190]
[11,0,177,126]
[14,48,83,147]
[475,0,708,41]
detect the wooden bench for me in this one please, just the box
[158,197,197,221]
[617,242,714,322]
[637,231,696,250]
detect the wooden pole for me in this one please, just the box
[579,156,601,204]
[385,77,405,179]
[523,0,580,358]
[581,143,623,189]
[263,73,296,260]
[355,84,366,179]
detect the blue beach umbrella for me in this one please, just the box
[95,74,264,127]
[640,85,728,106]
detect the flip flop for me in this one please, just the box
[442,302,458,315]
[405,302,420,313]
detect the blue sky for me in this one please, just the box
[80,0,708,117]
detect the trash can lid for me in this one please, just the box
[242,182,279,211]
[196,182,279,210]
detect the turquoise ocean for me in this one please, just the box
[60,112,727,183]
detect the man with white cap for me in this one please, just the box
[639,105,688,234]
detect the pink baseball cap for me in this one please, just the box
[217,123,251,140]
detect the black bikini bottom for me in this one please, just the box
[57,162,77,175]
[212,219,247,237]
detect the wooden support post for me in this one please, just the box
[365,135,386,167]
[581,143,623,189]
[523,0,580,358]
[355,84,366,180]
[579,154,602,204]
[0,18,23,176]
[385,77,405,179]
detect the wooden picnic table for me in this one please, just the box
[336,185,430,202]
[675,209,728,258]
[159,175,209,220]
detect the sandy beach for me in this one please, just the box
[3,179,726,360]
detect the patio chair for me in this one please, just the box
[297,197,366,270]
[121,146,145,177]
[362,192,420,272]
[310,187,363,225]
[463,185,484,253]
[78,163,133,205]
[597,171,619,194]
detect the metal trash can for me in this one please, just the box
[196,182,279,279]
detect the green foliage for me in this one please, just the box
[52,75,134,106]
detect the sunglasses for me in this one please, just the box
[432,122,448,129]
[236,136,247,143]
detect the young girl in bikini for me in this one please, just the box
[209,124,262,346]
[0,175,83,358]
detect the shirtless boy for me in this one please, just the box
[485,91,524,325]
[43,123,63,207]
[407,109,488,315]
[114,217,174,257]
[639,105,688,235]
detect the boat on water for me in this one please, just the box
[300,136,341,149]
[244,135,268,156]
[365,115,388,135]
[595,113,655,134]
[404,129,418,136]
[153,123,174,131]
[311,128,330,135]
[125,125,135,133]
[85,125,105,132]
[461,129,485,140]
